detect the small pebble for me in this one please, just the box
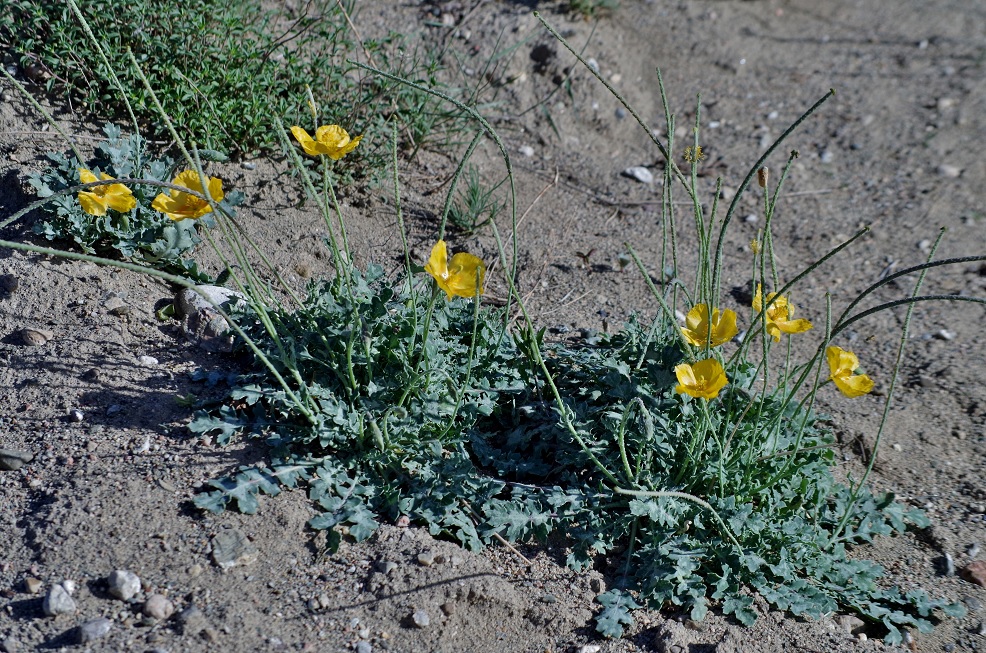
[68,409,84,423]
[968,543,981,558]
[107,569,141,601]
[144,594,175,621]
[211,528,259,569]
[440,602,454,616]
[819,150,834,163]
[376,561,397,574]
[935,329,955,341]
[742,214,758,224]
[411,610,430,628]
[241,162,257,170]
[43,584,77,616]
[417,552,435,567]
[188,563,203,578]
[23,577,42,594]
[356,641,372,653]
[622,166,654,184]
[18,328,52,346]
[104,296,130,316]
[614,107,627,119]
[767,110,779,120]
[77,617,112,644]
[944,552,956,576]
[578,646,602,653]
[1,637,20,653]
[61,580,76,596]
[518,145,534,157]
[938,164,962,178]
[960,560,986,587]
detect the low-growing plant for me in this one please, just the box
[568,0,619,20]
[0,0,477,169]
[1,5,980,649]
[445,164,505,235]
[27,123,243,281]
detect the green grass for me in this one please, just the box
[0,0,473,171]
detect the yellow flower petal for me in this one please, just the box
[681,304,738,347]
[152,170,223,221]
[674,358,727,400]
[753,284,813,341]
[290,126,320,156]
[424,240,485,299]
[78,191,107,216]
[77,169,134,216]
[826,345,874,398]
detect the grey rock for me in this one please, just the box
[23,577,42,594]
[137,355,159,366]
[0,273,18,296]
[107,569,141,601]
[1,637,20,653]
[356,641,372,653]
[67,409,84,423]
[42,584,77,616]
[0,449,34,471]
[411,609,430,628]
[178,605,210,636]
[938,164,962,178]
[622,166,654,184]
[60,580,77,596]
[377,560,397,574]
[104,296,130,316]
[211,528,259,569]
[143,594,175,621]
[77,617,112,644]
[835,614,866,634]
[175,285,248,353]
[18,328,52,346]
[417,551,435,567]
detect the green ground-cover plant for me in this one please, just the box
[0,0,475,168]
[26,122,243,281]
[1,5,981,648]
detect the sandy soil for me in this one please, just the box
[1,1,985,652]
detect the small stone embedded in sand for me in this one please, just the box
[67,409,84,423]
[104,296,130,316]
[23,576,42,594]
[960,560,986,588]
[0,450,34,472]
[835,614,865,634]
[137,355,159,366]
[42,583,77,616]
[1,636,21,653]
[18,328,52,346]
[938,164,962,178]
[107,570,141,601]
[60,580,76,595]
[175,285,248,353]
[178,605,210,636]
[417,551,435,567]
[622,166,654,184]
[77,617,112,644]
[411,609,430,628]
[211,528,259,569]
[144,594,175,621]
[356,641,372,653]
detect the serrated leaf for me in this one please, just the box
[595,590,640,638]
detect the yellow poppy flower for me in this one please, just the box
[424,240,485,299]
[752,284,813,341]
[674,358,728,400]
[151,170,224,222]
[290,125,362,160]
[680,304,738,348]
[77,169,136,216]
[826,346,874,398]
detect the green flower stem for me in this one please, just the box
[0,66,85,165]
[829,233,942,546]
[731,227,870,366]
[0,238,316,424]
[415,284,442,391]
[322,159,353,264]
[438,131,485,240]
[390,123,417,307]
[440,274,484,439]
[626,245,695,358]
[833,295,986,337]
[273,119,347,284]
